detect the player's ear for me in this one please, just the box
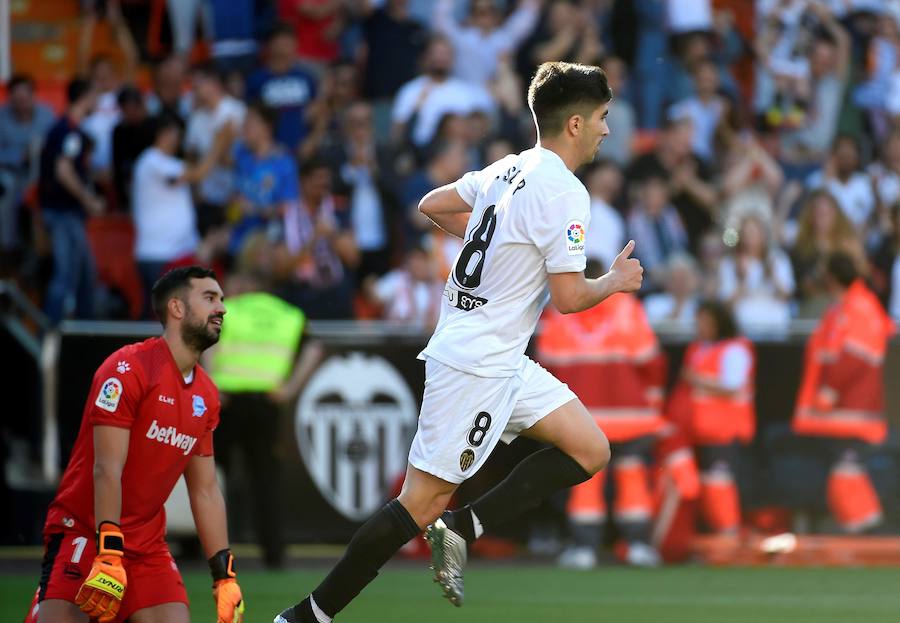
[168,297,186,322]
[567,113,583,137]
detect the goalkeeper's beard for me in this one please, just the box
[181,306,222,353]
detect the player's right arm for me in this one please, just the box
[75,358,144,622]
[418,182,473,239]
[548,240,644,314]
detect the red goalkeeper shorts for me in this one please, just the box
[23,526,189,622]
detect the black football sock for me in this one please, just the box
[302,499,421,618]
[454,447,592,542]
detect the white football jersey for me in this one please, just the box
[420,147,590,377]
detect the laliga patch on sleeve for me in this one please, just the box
[565,220,586,255]
[95,378,124,412]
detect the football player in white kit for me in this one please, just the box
[275,61,643,623]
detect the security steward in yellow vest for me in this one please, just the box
[210,273,323,568]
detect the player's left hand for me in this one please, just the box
[213,578,245,623]
[209,548,244,623]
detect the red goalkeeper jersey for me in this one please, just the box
[45,337,220,553]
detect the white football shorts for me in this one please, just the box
[408,356,577,484]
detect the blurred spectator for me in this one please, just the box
[582,159,625,269]
[715,99,784,203]
[186,64,246,235]
[792,253,894,534]
[111,86,154,212]
[81,56,127,181]
[433,0,540,88]
[628,117,717,251]
[854,8,900,141]
[132,115,231,314]
[281,157,359,318]
[38,79,103,324]
[331,101,400,282]
[359,0,428,135]
[302,59,362,159]
[167,0,206,57]
[0,75,53,253]
[867,127,900,225]
[870,203,900,317]
[278,0,344,66]
[207,0,262,74]
[391,34,495,148]
[230,103,301,257]
[643,253,702,331]
[364,245,443,328]
[697,228,726,298]
[517,1,603,83]
[246,23,319,154]
[145,56,193,123]
[598,56,635,166]
[668,59,726,163]
[806,135,876,238]
[631,0,670,129]
[677,300,755,535]
[789,189,866,319]
[718,213,795,336]
[626,166,689,289]
[776,4,850,175]
[403,141,468,247]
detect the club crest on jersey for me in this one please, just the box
[459,449,476,472]
[191,395,207,418]
[566,220,585,255]
[95,378,123,412]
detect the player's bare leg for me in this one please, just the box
[129,602,190,623]
[36,599,88,623]
[430,398,608,606]
[274,467,456,622]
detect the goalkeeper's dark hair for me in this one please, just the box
[152,266,218,326]
[527,61,612,138]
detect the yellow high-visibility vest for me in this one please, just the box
[211,292,306,393]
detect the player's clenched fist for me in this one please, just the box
[210,549,245,623]
[610,240,643,293]
[75,521,127,623]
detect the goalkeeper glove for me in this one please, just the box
[75,521,127,623]
[209,548,244,623]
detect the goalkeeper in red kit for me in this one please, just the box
[24,266,244,623]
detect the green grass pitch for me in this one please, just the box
[4,564,900,622]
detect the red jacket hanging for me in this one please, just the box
[793,280,895,444]
[537,293,667,442]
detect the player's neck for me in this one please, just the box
[163,332,201,377]
[535,139,581,172]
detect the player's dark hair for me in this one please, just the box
[7,73,34,92]
[247,100,278,135]
[152,266,218,326]
[67,78,92,105]
[698,300,739,340]
[826,251,858,288]
[527,62,612,137]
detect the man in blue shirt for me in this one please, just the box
[0,74,54,253]
[38,79,104,323]
[245,23,318,154]
[231,102,300,256]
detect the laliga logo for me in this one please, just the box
[295,353,418,521]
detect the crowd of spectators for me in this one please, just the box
[2,0,900,334]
